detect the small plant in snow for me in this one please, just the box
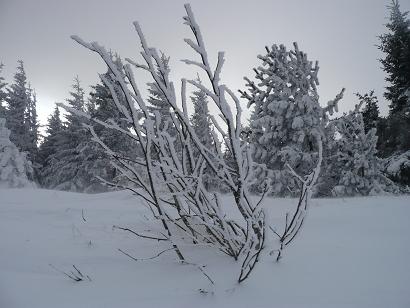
[49,264,92,282]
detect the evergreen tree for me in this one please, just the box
[38,105,64,187]
[190,84,218,190]
[379,0,410,115]
[190,86,213,150]
[26,88,39,153]
[65,76,86,141]
[378,0,410,155]
[6,60,30,152]
[242,43,326,196]
[330,104,397,196]
[89,57,132,157]
[147,53,181,155]
[0,64,7,118]
[356,91,380,133]
[73,98,108,193]
[79,61,137,192]
[25,86,40,176]
[0,118,33,188]
[147,53,172,126]
[43,77,89,191]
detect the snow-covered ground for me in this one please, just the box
[1,188,409,308]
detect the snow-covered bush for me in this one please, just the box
[0,118,33,188]
[384,150,410,189]
[64,4,322,283]
[329,104,398,196]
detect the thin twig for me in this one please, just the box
[117,247,176,261]
[81,209,86,222]
[181,260,215,285]
[113,225,168,241]
[49,264,91,282]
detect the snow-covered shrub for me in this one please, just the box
[329,104,398,196]
[384,150,410,189]
[0,118,33,188]
[64,4,322,283]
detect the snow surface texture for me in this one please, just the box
[0,188,409,308]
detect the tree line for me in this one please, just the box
[0,0,409,196]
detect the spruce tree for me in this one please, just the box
[65,76,86,144]
[190,84,218,190]
[43,77,89,191]
[73,98,108,193]
[190,86,213,150]
[378,0,410,155]
[89,57,132,157]
[379,0,410,115]
[78,54,144,192]
[242,43,325,196]
[330,104,397,196]
[25,86,40,174]
[0,118,33,188]
[79,63,136,192]
[147,53,172,126]
[6,60,30,152]
[147,53,181,155]
[356,91,380,133]
[38,105,64,187]
[0,64,7,119]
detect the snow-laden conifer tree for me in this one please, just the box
[71,99,109,193]
[189,81,218,190]
[378,0,410,156]
[25,86,40,179]
[330,103,398,196]
[77,57,140,192]
[38,105,64,187]
[147,53,182,155]
[379,0,410,117]
[357,91,380,134]
[6,60,31,153]
[241,43,341,196]
[0,64,7,119]
[43,77,92,191]
[382,89,409,187]
[355,91,392,161]
[147,53,172,124]
[65,76,86,134]
[0,118,33,188]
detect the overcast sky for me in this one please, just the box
[1,0,409,127]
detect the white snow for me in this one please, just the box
[1,188,409,308]
[385,150,410,176]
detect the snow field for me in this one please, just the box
[1,189,409,308]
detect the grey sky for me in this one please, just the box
[1,0,409,127]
